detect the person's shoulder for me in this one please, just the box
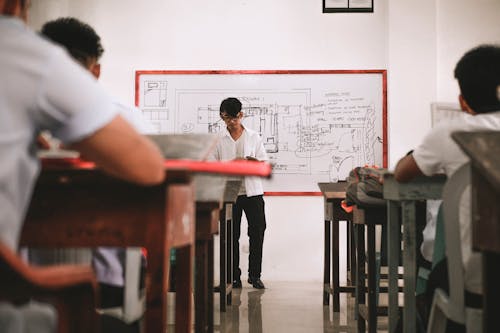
[7,19,67,60]
[243,126,259,137]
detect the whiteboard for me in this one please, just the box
[135,70,387,193]
[430,102,464,127]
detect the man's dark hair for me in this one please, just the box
[220,97,242,117]
[41,17,104,66]
[454,44,500,114]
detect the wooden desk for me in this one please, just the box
[317,182,354,313]
[21,164,195,333]
[218,179,242,312]
[452,131,500,333]
[383,173,446,333]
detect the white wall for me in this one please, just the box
[27,0,500,282]
[436,0,500,102]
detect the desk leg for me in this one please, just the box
[355,223,365,330]
[226,205,233,306]
[208,238,214,332]
[176,245,194,333]
[402,201,416,333]
[323,218,331,306]
[195,239,209,332]
[348,220,356,287]
[144,248,168,333]
[367,223,377,333]
[219,205,227,312]
[484,252,500,333]
[387,201,400,333]
[332,216,340,312]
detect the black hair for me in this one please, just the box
[41,17,104,66]
[454,44,500,114]
[220,97,242,117]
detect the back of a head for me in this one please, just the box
[40,17,104,67]
[220,97,242,117]
[454,44,500,114]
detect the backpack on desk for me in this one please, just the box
[344,166,386,208]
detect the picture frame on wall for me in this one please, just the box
[323,0,374,13]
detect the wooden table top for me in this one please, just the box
[452,130,500,192]
[382,172,446,200]
[317,182,347,199]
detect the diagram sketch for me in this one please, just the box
[135,71,387,192]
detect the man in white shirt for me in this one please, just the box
[209,97,269,289]
[0,1,165,332]
[394,44,500,329]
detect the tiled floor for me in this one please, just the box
[213,281,361,333]
[166,280,393,332]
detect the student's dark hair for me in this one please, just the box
[220,97,242,117]
[454,44,500,114]
[41,17,104,66]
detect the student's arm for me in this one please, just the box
[394,154,424,183]
[69,115,165,185]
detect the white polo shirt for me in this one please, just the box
[209,126,269,197]
[0,16,118,250]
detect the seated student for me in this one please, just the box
[35,16,150,314]
[0,1,165,332]
[394,44,500,330]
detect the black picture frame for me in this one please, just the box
[323,0,374,13]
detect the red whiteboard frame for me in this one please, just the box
[135,70,388,196]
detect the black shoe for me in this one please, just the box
[247,277,265,289]
[232,279,242,288]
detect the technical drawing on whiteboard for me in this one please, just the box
[137,73,384,192]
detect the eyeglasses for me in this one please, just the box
[220,113,240,122]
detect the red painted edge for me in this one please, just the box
[264,192,322,196]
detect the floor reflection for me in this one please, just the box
[214,281,361,333]
[218,288,265,332]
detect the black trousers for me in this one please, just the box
[232,195,267,280]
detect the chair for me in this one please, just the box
[97,248,145,325]
[427,163,482,333]
[0,242,99,333]
[28,247,145,327]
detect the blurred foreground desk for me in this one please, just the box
[21,159,194,333]
[383,173,446,333]
[21,156,271,333]
[453,131,500,333]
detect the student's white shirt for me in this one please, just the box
[209,126,269,197]
[412,110,500,294]
[0,15,118,250]
[113,100,155,134]
[1,15,118,332]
